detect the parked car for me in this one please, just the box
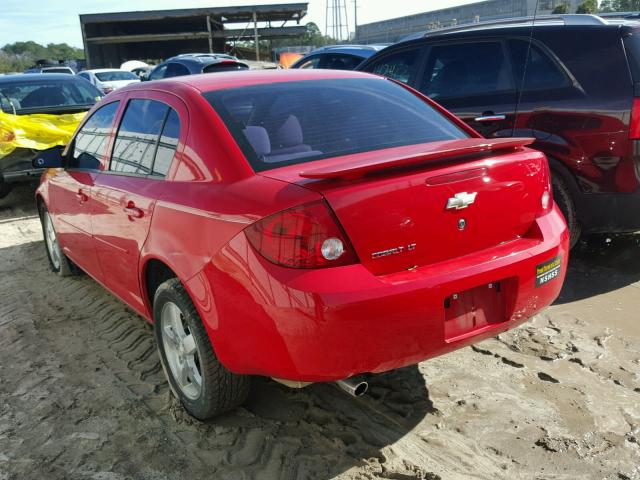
[77,69,140,94]
[131,66,153,80]
[146,53,248,81]
[291,45,388,70]
[359,14,640,247]
[34,70,568,419]
[24,66,75,75]
[0,73,101,198]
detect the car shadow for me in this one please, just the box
[554,234,640,305]
[0,183,39,219]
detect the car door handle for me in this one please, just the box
[76,189,89,203]
[474,114,507,122]
[123,202,144,219]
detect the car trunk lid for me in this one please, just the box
[261,139,549,276]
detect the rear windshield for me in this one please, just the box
[203,62,249,74]
[95,71,138,82]
[204,78,467,171]
[0,78,101,114]
[43,68,73,74]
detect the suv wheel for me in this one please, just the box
[551,173,581,248]
[39,204,77,276]
[154,278,250,419]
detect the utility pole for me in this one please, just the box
[352,0,358,41]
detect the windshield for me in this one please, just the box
[0,78,102,114]
[204,78,467,171]
[95,71,139,82]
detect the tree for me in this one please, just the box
[576,0,598,13]
[552,3,570,13]
[0,41,84,73]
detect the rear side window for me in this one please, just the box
[296,56,321,69]
[321,54,363,70]
[367,48,420,83]
[204,78,467,172]
[110,99,180,176]
[71,101,120,169]
[508,39,571,91]
[164,63,190,78]
[420,41,513,99]
[624,32,640,86]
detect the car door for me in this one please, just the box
[46,101,120,277]
[415,39,518,138]
[91,93,185,315]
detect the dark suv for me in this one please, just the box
[359,14,640,246]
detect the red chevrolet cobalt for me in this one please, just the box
[34,70,568,419]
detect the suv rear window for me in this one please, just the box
[204,78,467,171]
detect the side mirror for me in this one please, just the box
[32,145,64,169]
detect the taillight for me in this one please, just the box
[539,156,553,216]
[630,98,640,139]
[245,201,358,268]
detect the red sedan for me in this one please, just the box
[34,70,569,419]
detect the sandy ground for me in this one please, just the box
[0,184,638,480]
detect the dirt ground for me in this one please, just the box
[0,184,638,480]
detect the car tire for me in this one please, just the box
[551,173,581,249]
[39,204,77,277]
[154,278,250,420]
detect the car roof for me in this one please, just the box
[0,73,80,84]
[397,14,640,42]
[119,68,379,94]
[84,68,130,73]
[307,44,388,57]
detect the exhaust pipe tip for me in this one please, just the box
[336,377,368,397]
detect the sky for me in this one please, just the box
[0,0,479,48]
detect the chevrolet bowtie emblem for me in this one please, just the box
[446,192,478,210]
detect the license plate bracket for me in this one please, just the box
[444,281,506,341]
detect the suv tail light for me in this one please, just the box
[630,98,640,139]
[538,156,553,217]
[245,201,358,268]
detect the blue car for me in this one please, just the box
[291,45,388,70]
[145,53,249,81]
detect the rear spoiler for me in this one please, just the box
[299,137,535,180]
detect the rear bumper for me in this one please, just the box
[188,206,569,382]
[577,190,640,234]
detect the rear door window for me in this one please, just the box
[420,41,514,99]
[71,101,120,169]
[110,99,178,176]
[508,39,571,91]
[365,48,421,83]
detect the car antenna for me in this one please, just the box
[512,0,539,138]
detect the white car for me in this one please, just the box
[77,69,140,94]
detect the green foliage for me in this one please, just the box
[552,4,570,13]
[576,0,598,13]
[270,22,335,49]
[598,0,640,11]
[0,41,84,74]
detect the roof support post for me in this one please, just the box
[253,10,259,61]
[206,15,213,53]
